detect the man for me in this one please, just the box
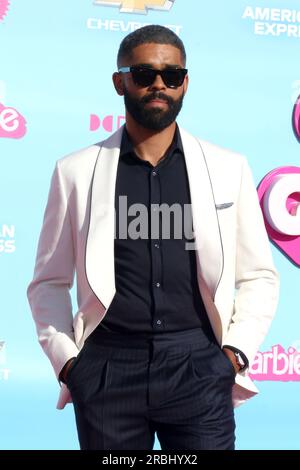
[27,25,279,450]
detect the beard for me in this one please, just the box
[123,88,184,131]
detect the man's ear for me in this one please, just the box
[112,72,124,96]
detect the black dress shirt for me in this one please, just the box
[96,125,212,335]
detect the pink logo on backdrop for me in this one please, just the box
[258,94,300,266]
[0,103,27,139]
[90,114,125,133]
[292,95,300,142]
[257,167,300,266]
[249,345,300,381]
[0,0,10,21]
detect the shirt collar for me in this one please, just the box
[120,124,184,166]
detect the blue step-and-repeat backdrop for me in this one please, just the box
[1,0,300,449]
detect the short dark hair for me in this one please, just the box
[117,25,186,68]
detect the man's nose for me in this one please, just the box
[149,72,166,90]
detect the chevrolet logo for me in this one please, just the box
[94,0,175,15]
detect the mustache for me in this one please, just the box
[141,92,174,105]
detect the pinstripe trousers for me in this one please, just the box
[66,327,236,450]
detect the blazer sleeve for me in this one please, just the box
[222,157,280,365]
[27,161,79,379]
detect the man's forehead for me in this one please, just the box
[126,43,183,64]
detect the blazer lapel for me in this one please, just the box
[85,126,124,309]
[179,127,223,342]
[179,127,223,297]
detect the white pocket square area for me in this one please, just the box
[215,202,234,210]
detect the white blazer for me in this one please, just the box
[27,126,279,409]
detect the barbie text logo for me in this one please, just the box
[249,345,300,381]
[0,103,27,139]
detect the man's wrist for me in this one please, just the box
[222,345,249,372]
[222,347,241,374]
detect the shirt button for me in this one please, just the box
[156,319,162,325]
[155,282,161,288]
[154,243,160,249]
[152,171,157,176]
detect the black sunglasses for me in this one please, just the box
[118,66,188,88]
